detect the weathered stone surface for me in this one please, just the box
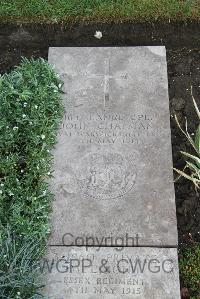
[48,47,177,247]
[43,246,180,299]
[45,47,180,298]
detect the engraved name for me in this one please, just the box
[61,111,157,144]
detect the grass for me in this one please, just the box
[0,0,199,23]
[0,58,63,298]
[0,229,44,298]
[179,244,200,297]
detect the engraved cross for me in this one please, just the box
[86,56,128,107]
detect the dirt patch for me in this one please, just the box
[168,49,200,248]
[0,21,199,49]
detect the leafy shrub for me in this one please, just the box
[0,58,63,298]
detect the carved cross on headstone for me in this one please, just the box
[85,56,128,107]
[61,54,128,108]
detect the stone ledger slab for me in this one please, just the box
[48,46,177,247]
[43,246,180,299]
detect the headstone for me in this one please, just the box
[44,47,180,298]
[43,247,180,299]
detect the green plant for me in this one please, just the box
[0,58,63,298]
[179,244,200,296]
[0,228,44,299]
[174,87,200,189]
